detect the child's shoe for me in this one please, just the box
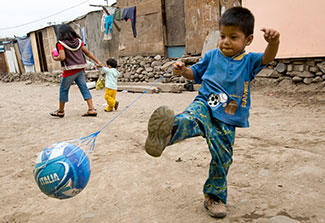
[204,195,227,218]
[104,107,113,112]
[114,101,119,110]
[145,106,174,157]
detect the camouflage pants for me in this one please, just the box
[169,100,235,204]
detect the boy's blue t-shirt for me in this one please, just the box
[191,48,265,128]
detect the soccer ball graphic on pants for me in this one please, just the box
[33,142,91,199]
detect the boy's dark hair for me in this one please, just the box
[58,24,81,41]
[106,58,117,68]
[219,7,254,37]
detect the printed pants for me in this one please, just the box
[169,100,235,204]
[104,88,117,112]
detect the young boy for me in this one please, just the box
[100,58,119,112]
[144,7,280,218]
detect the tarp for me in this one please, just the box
[17,37,34,66]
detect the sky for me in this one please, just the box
[0,0,116,38]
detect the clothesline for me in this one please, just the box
[90,4,136,38]
[102,6,137,38]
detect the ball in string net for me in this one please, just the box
[33,67,174,199]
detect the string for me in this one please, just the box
[66,66,175,160]
[97,66,175,133]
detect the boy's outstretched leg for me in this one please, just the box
[145,106,174,157]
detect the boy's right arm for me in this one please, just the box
[173,61,194,80]
[261,28,280,65]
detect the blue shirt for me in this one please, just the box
[191,48,264,127]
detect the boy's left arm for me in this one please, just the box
[261,28,280,65]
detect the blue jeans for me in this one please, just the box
[59,70,92,102]
[169,100,236,204]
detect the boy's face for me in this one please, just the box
[219,25,253,57]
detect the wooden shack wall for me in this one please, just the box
[41,27,60,72]
[117,0,165,56]
[69,10,119,63]
[184,0,220,55]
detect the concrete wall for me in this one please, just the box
[243,0,325,58]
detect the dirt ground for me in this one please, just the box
[0,79,324,223]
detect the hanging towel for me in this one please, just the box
[113,8,124,21]
[104,15,114,34]
[122,6,137,38]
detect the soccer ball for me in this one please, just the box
[33,142,91,199]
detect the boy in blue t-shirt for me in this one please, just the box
[144,7,280,218]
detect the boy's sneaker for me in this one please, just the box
[204,195,227,218]
[145,106,174,157]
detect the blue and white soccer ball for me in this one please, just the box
[33,142,91,199]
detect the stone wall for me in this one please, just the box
[259,58,325,85]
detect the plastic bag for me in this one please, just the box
[96,76,105,90]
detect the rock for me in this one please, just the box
[303,77,313,85]
[151,61,162,67]
[161,61,175,71]
[257,68,275,77]
[276,63,286,73]
[309,66,319,73]
[312,76,323,83]
[292,76,303,82]
[286,71,314,78]
[145,67,153,72]
[136,68,144,73]
[316,61,325,73]
[181,57,200,64]
[154,55,161,60]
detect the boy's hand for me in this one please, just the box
[261,28,280,45]
[173,61,186,76]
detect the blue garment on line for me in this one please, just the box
[104,15,114,34]
[122,6,137,38]
[17,37,34,66]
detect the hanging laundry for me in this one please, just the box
[101,14,112,41]
[17,37,34,66]
[81,27,87,46]
[113,8,124,21]
[122,6,137,38]
[105,15,114,34]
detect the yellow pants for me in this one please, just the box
[104,88,117,112]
